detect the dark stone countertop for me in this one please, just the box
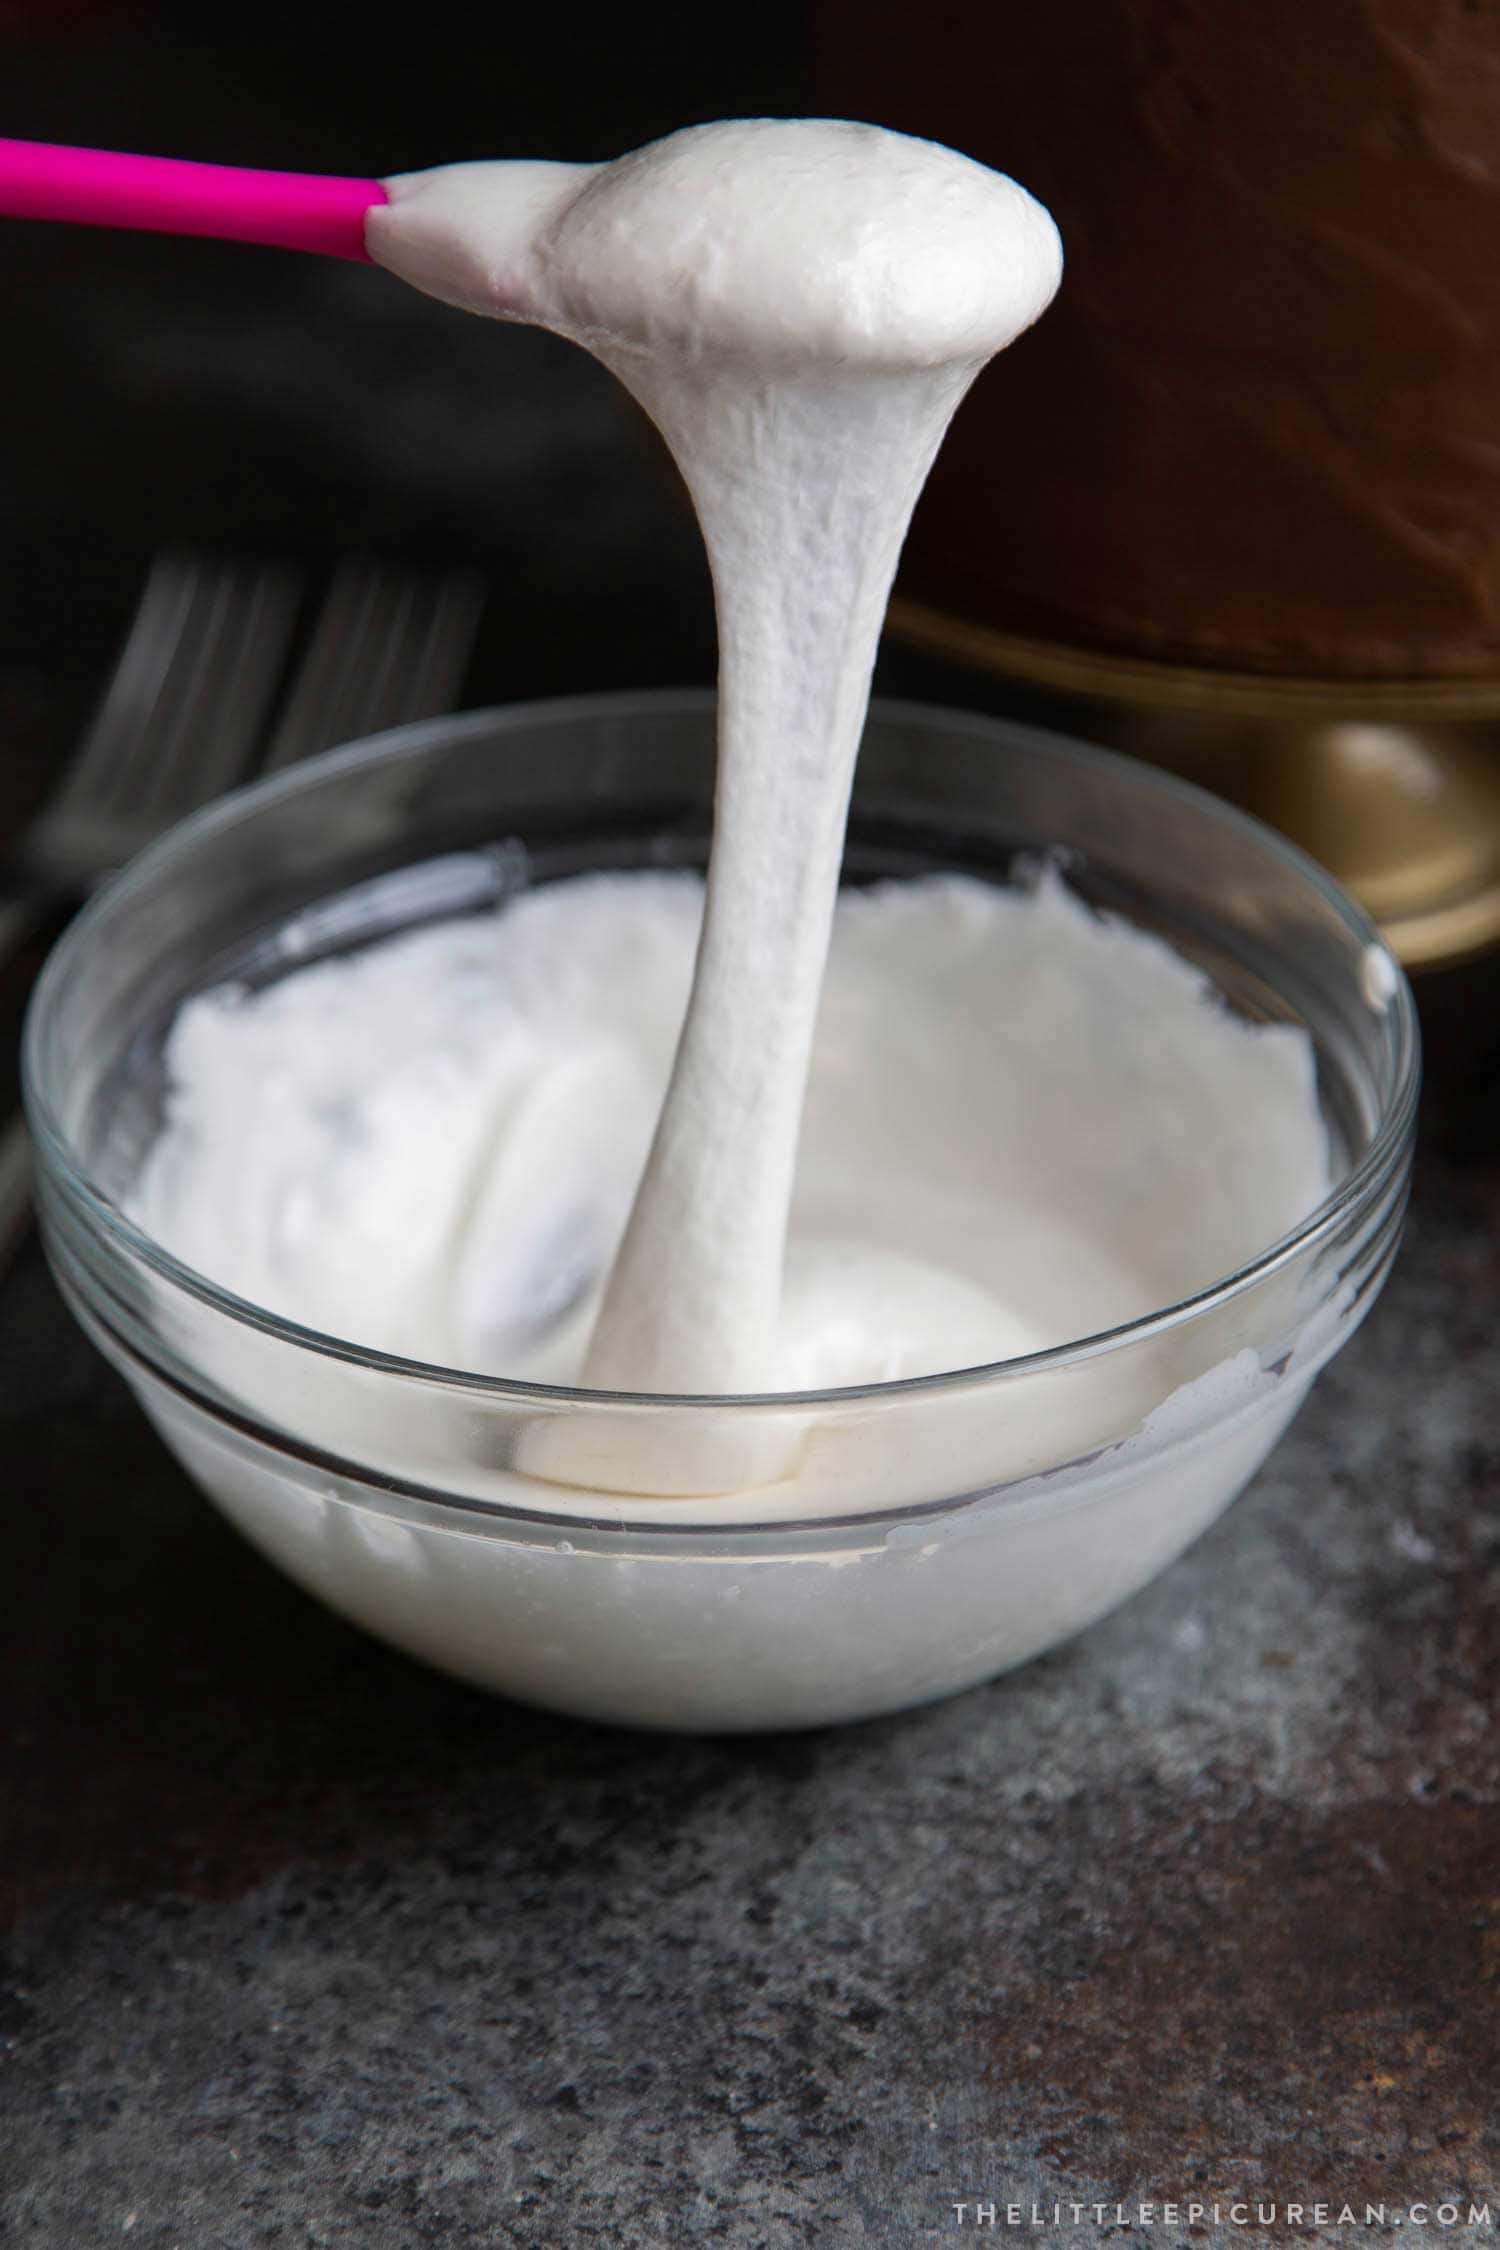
[1,17,1499,2245]
[2,1077,1498,2250]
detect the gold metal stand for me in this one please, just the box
[891,599,1500,972]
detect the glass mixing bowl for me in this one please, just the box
[24,693,1419,1731]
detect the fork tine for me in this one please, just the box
[341,573,427,744]
[127,562,244,821]
[260,561,381,772]
[261,565,482,772]
[134,562,302,821]
[48,553,202,819]
[373,572,484,732]
[328,572,481,747]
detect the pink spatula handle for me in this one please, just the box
[0,137,387,260]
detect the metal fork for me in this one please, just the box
[0,551,485,1271]
[0,554,301,962]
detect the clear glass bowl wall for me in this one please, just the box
[25,694,1419,1730]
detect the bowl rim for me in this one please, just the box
[23,687,1423,1414]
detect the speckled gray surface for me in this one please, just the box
[2,1128,1497,2250]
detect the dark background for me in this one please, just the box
[0,0,819,737]
[2,12,1498,2250]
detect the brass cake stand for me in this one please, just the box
[891,600,1500,974]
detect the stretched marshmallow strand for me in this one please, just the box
[368,122,1062,1397]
